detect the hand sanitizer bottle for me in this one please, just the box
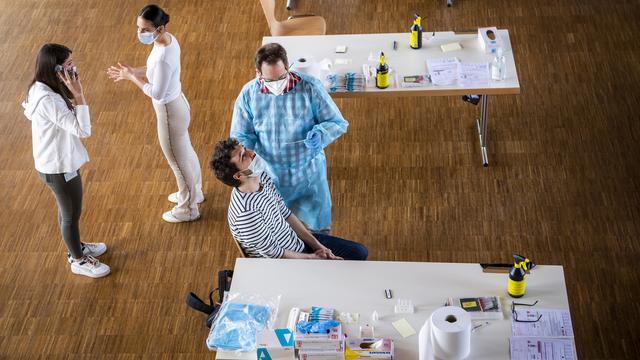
[491,47,506,81]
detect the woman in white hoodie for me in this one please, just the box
[23,43,110,278]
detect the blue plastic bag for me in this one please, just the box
[207,302,271,351]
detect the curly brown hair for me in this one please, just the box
[209,138,242,187]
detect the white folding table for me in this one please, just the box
[216,259,571,359]
[262,31,521,166]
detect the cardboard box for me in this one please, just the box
[256,328,295,360]
[345,338,394,359]
[299,347,346,360]
[478,27,503,54]
[294,324,343,350]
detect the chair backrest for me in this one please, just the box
[233,238,248,258]
[259,0,278,31]
[258,0,326,36]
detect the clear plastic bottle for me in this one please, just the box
[490,47,506,81]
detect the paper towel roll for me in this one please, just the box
[430,306,471,359]
[291,57,319,78]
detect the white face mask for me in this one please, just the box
[263,75,288,96]
[137,29,158,45]
[246,153,267,178]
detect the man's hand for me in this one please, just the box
[313,246,343,260]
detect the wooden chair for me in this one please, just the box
[259,0,326,36]
[233,238,248,258]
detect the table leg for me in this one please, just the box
[476,94,490,167]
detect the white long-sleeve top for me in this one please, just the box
[143,33,182,104]
[22,82,91,174]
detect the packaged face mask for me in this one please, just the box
[207,302,271,351]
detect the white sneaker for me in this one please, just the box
[67,242,107,263]
[168,192,205,204]
[162,210,201,223]
[70,255,110,278]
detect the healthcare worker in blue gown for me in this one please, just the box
[231,43,348,232]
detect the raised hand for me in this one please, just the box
[106,62,134,82]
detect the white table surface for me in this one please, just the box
[262,31,520,97]
[216,259,570,359]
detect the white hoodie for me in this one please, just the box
[22,82,91,174]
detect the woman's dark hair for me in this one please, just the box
[210,138,242,188]
[27,43,74,110]
[138,4,170,28]
[255,43,288,71]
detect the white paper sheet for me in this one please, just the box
[512,309,574,338]
[510,337,577,360]
[458,62,490,87]
[427,58,459,86]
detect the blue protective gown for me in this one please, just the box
[230,73,348,230]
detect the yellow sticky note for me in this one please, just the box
[392,318,416,338]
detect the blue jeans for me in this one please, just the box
[305,232,368,261]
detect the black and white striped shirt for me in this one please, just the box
[228,173,305,258]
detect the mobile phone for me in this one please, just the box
[55,65,78,79]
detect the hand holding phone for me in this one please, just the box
[56,65,84,100]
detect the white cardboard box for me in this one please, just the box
[478,27,503,54]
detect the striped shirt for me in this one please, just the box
[228,173,305,258]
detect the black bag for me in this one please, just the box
[186,270,233,328]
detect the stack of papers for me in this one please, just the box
[510,308,577,360]
[426,58,490,87]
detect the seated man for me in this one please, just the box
[210,138,368,260]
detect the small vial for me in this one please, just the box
[371,310,380,322]
[360,323,375,338]
[491,47,506,81]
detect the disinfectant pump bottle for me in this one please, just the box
[376,52,389,89]
[410,14,423,49]
[507,254,536,298]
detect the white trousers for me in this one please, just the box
[152,93,203,219]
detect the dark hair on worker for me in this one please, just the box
[210,138,242,188]
[138,4,170,28]
[27,43,74,110]
[255,43,288,71]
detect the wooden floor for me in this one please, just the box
[1,0,639,358]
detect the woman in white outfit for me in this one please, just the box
[107,4,203,223]
[23,43,110,278]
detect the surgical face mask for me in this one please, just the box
[137,29,158,45]
[263,73,289,96]
[246,153,267,178]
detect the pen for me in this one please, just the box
[472,321,490,332]
[393,41,397,50]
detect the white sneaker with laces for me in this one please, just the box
[168,192,205,204]
[70,255,110,278]
[67,242,107,263]
[162,210,200,223]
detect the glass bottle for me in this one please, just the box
[490,47,506,81]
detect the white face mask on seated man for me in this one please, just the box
[236,147,268,179]
[247,153,267,177]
